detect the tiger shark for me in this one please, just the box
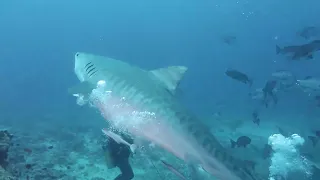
[69,52,264,180]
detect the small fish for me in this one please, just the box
[230,136,251,148]
[277,126,289,137]
[222,35,237,45]
[316,130,320,137]
[243,160,256,170]
[252,110,260,126]
[263,80,278,108]
[297,26,319,39]
[25,164,32,169]
[23,148,32,154]
[160,160,187,180]
[102,129,137,153]
[276,40,320,60]
[308,136,319,147]
[225,69,253,86]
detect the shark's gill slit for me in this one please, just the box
[84,62,92,69]
[71,52,263,180]
[86,64,94,72]
[89,70,98,77]
[87,67,96,75]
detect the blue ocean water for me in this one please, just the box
[1,0,320,179]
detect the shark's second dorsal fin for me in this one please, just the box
[150,66,188,93]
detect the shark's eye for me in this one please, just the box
[76,53,79,56]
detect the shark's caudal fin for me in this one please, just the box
[150,66,188,94]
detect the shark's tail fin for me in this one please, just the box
[308,136,319,147]
[276,45,282,54]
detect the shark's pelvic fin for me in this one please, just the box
[150,66,188,94]
[68,81,94,95]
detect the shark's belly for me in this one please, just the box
[93,90,245,180]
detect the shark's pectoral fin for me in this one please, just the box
[150,66,188,94]
[68,81,94,95]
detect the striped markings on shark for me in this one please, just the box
[69,52,264,180]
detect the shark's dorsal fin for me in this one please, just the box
[150,66,188,93]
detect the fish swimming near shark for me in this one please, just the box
[249,88,278,108]
[296,76,320,95]
[297,26,320,39]
[262,80,278,108]
[276,40,320,60]
[225,69,253,87]
[69,52,264,180]
[271,70,296,90]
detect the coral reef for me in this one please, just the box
[0,129,15,180]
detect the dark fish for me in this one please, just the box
[263,80,278,108]
[276,40,320,60]
[23,148,32,154]
[297,26,319,39]
[305,76,313,80]
[277,126,289,137]
[316,130,320,137]
[160,160,187,180]
[230,136,251,148]
[262,144,273,159]
[243,160,256,170]
[225,69,253,86]
[222,35,237,45]
[25,164,32,169]
[308,136,319,147]
[252,110,260,126]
